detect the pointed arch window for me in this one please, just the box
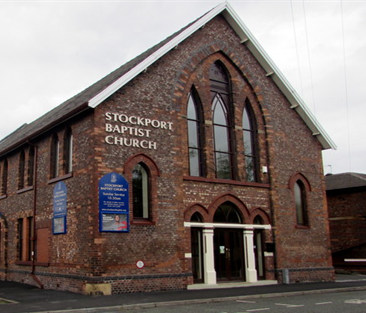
[1,160,8,196]
[294,180,308,226]
[18,150,25,189]
[190,212,203,223]
[64,128,73,174]
[213,202,242,224]
[242,103,258,182]
[27,147,35,186]
[132,163,150,219]
[210,62,233,180]
[187,90,204,176]
[50,134,60,179]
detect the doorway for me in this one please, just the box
[214,229,245,281]
[191,228,203,283]
[254,229,265,280]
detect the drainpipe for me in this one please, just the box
[28,143,43,289]
[0,213,8,280]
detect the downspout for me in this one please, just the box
[29,143,43,289]
[262,122,279,282]
[0,213,8,280]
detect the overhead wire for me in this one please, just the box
[301,0,316,115]
[290,0,304,99]
[340,0,352,171]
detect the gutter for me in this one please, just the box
[0,102,90,158]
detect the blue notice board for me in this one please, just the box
[99,172,129,232]
[53,181,67,234]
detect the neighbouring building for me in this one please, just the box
[325,172,366,273]
[0,3,336,295]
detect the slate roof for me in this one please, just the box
[0,13,198,157]
[0,3,335,157]
[325,172,366,191]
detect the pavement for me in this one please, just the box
[1,273,366,313]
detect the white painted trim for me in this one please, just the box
[184,222,271,230]
[243,230,257,282]
[88,3,227,109]
[87,2,335,150]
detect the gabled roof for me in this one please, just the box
[325,172,366,191]
[0,2,335,156]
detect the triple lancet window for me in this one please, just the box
[242,103,257,182]
[186,61,259,182]
[211,62,233,180]
[187,90,204,177]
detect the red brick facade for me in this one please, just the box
[0,7,334,294]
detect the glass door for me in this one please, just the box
[214,229,245,281]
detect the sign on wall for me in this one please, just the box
[52,181,67,234]
[99,172,129,232]
[53,215,66,234]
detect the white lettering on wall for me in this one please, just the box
[104,112,173,150]
[105,112,173,130]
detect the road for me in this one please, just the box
[121,290,366,313]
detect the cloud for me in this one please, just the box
[0,0,365,174]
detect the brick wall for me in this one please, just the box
[327,187,366,272]
[0,14,333,293]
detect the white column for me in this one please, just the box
[243,229,257,282]
[202,228,216,285]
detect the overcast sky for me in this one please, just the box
[1,0,365,175]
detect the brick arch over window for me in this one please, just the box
[207,194,250,223]
[288,172,311,192]
[124,154,160,177]
[248,208,271,225]
[288,172,311,227]
[124,154,160,224]
[184,204,209,223]
[172,42,268,118]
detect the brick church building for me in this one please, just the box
[0,3,335,294]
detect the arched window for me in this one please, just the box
[210,62,233,180]
[27,146,35,186]
[253,215,265,279]
[64,128,73,174]
[242,103,258,182]
[1,160,8,195]
[213,202,242,223]
[190,212,203,222]
[254,215,264,224]
[132,163,150,219]
[294,180,308,226]
[18,150,25,189]
[187,90,204,176]
[50,134,60,178]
